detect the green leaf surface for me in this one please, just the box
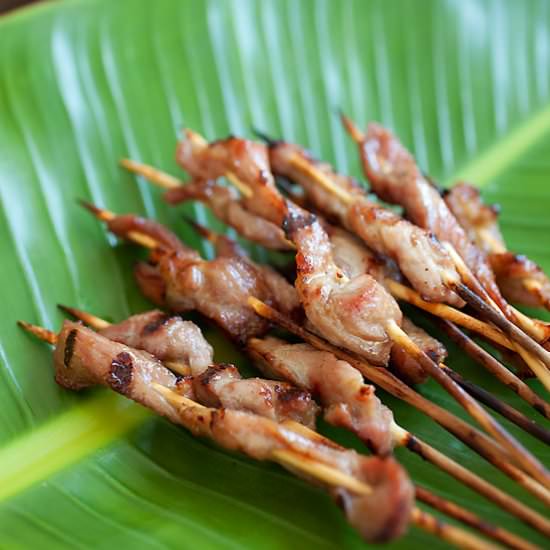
[0,0,549,547]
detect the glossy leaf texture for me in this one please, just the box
[0,0,549,548]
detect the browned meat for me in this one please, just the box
[138,250,297,343]
[443,183,505,255]
[248,336,395,455]
[105,213,300,343]
[327,227,445,385]
[176,131,286,224]
[193,363,318,428]
[446,183,550,310]
[358,124,506,311]
[99,310,213,369]
[107,214,191,254]
[490,253,550,310]
[347,200,462,305]
[268,140,462,305]
[284,203,402,365]
[176,402,413,542]
[390,318,447,386]
[164,180,292,251]
[53,321,191,423]
[270,141,364,222]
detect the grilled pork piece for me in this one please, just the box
[445,183,550,310]
[106,213,300,343]
[100,310,213,369]
[248,336,395,455]
[176,131,286,224]
[177,403,414,543]
[390,318,446,386]
[357,124,507,311]
[284,202,402,366]
[53,321,189,423]
[193,363,318,428]
[269,141,462,306]
[326,225,446,384]
[164,180,292,251]
[53,321,413,542]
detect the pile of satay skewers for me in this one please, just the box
[19,114,550,549]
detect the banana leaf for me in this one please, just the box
[0,0,548,547]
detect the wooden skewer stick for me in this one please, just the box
[18,321,550,548]
[413,486,537,550]
[120,159,181,190]
[386,320,550,488]
[386,279,514,350]
[57,305,191,377]
[154,384,497,550]
[247,298,550,533]
[79,200,159,250]
[439,363,550,446]
[439,320,550,421]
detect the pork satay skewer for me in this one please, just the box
[55,307,532,548]
[57,307,319,427]
[124,160,550,421]
[248,298,550,509]
[57,306,191,376]
[188,219,550,443]
[19,321,495,549]
[120,159,521,353]
[82,203,550,501]
[341,115,550,353]
[247,335,550,542]
[156,386,500,550]
[266,142,550,384]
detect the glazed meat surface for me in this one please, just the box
[176,131,286,224]
[248,336,395,454]
[53,321,190,423]
[164,180,292,251]
[284,203,402,366]
[390,318,447,386]
[359,124,505,310]
[100,310,213,369]
[446,183,550,309]
[269,139,462,305]
[176,402,413,543]
[193,363,318,428]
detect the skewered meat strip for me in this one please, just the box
[176,130,286,224]
[443,183,505,255]
[105,213,300,343]
[284,202,402,366]
[269,141,462,305]
[176,401,414,543]
[99,310,214,369]
[445,183,550,310]
[54,320,190,423]
[164,179,292,251]
[356,124,507,311]
[248,336,395,455]
[390,318,447,386]
[325,225,446,384]
[52,320,413,543]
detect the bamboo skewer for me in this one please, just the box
[47,307,532,548]
[439,321,550,420]
[247,298,550,534]
[52,298,550,537]
[56,305,191,377]
[154,385,499,550]
[339,113,550,373]
[385,320,550,489]
[15,317,502,550]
